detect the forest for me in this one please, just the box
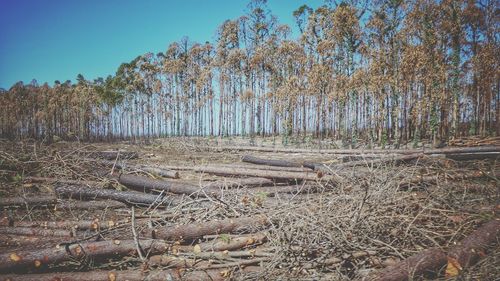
[0,0,498,145]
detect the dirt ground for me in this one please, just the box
[0,137,498,280]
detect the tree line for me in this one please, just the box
[0,0,498,146]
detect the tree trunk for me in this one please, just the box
[150,216,269,241]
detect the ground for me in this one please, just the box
[0,137,498,280]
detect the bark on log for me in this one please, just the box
[203,177,274,189]
[177,233,267,252]
[117,173,217,197]
[368,248,447,281]
[447,219,500,269]
[0,227,74,237]
[0,239,169,272]
[194,166,336,182]
[0,269,225,281]
[0,218,127,231]
[0,195,57,208]
[218,163,314,172]
[150,216,270,241]
[203,145,500,155]
[241,155,312,169]
[55,184,180,207]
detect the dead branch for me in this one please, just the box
[54,184,180,207]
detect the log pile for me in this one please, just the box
[1,140,498,280]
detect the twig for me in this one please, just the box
[131,206,145,261]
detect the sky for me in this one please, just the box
[0,0,323,89]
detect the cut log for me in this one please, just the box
[0,195,57,208]
[0,239,169,272]
[117,173,217,197]
[0,218,127,231]
[368,248,447,281]
[218,163,314,173]
[203,145,500,155]
[447,219,500,270]
[55,184,180,207]
[203,177,274,189]
[0,269,225,281]
[0,226,74,237]
[150,216,270,241]
[177,233,267,253]
[194,166,336,182]
[241,155,310,169]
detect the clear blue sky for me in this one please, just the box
[0,0,323,89]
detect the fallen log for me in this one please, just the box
[0,195,57,208]
[178,233,267,252]
[218,163,314,172]
[0,218,126,231]
[203,177,274,189]
[150,216,270,241]
[116,173,217,197]
[55,184,180,207]
[203,145,500,155]
[0,269,225,281]
[0,239,169,272]
[241,155,311,169]
[368,248,447,281]
[0,226,74,237]
[194,166,336,182]
[447,219,500,271]
[368,218,500,280]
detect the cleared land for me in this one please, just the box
[0,137,499,280]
